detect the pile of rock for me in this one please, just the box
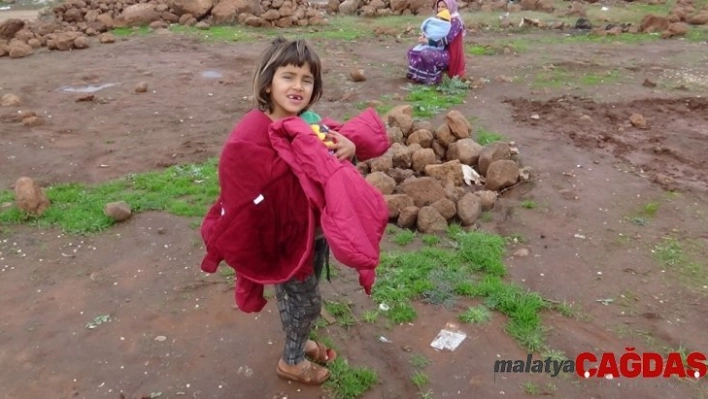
[360,106,530,233]
[323,0,438,17]
[0,0,331,58]
[49,0,328,29]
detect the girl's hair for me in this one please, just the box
[252,36,323,114]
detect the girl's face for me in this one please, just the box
[267,63,315,120]
[437,0,448,12]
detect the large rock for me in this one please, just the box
[424,160,464,187]
[212,0,259,23]
[397,205,419,228]
[0,19,25,40]
[400,177,446,207]
[417,206,448,233]
[446,139,482,166]
[485,160,519,191]
[411,148,436,172]
[457,193,482,226]
[390,142,412,169]
[431,198,456,220]
[478,142,512,176]
[171,0,215,18]
[120,4,162,27]
[8,41,32,59]
[445,110,472,139]
[435,123,457,147]
[407,129,434,148]
[384,194,414,219]
[339,0,361,15]
[387,104,413,136]
[14,177,50,216]
[365,172,396,195]
[370,152,393,173]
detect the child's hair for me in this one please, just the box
[252,36,324,115]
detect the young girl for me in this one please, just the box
[200,37,390,385]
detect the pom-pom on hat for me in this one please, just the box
[436,9,451,21]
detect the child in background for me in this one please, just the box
[413,8,452,52]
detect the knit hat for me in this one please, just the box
[436,9,451,21]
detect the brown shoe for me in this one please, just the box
[305,340,337,365]
[276,360,330,385]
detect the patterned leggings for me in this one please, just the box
[275,238,329,365]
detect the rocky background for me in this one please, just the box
[2,0,707,58]
[361,106,530,233]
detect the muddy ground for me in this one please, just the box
[1,13,708,399]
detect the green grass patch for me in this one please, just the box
[421,234,440,246]
[459,305,492,324]
[355,94,394,117]
[112,26,151,36]
[466,39,528,56]
[404,77,469,118]
[476,127,505,145]
[324,358,379,399]
[409,353,432,369]
[522,381,540,395]
[532,66,622,89]
[653,236,706,288]
[0,160,219,234]
[520,200,538,210]
[686,27,708,43]
[372,229,552,351]
[393,229,416,246]
[323,300,357,328]
[411,371,429,389]
[466,44,497,56]
[169,24,258,42]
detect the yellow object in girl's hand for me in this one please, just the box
[311,124,336,149]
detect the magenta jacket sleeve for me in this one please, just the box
[321,107,391,161]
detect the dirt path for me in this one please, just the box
[1,27,707,399]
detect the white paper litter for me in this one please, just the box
[430,324,467,351]
[462,165,483,186]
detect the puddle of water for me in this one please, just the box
[59,83,116,93]
[201,70,223,79]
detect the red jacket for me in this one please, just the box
[200,108,390,312]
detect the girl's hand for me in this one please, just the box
[417,35,427,43]
[327,130,356,161]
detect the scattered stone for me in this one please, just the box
[195,21,211,30]
[629,113,647,129]
[99,33,116,44]
[14,177,50,216]
[73,36,90,49]
[642,78,657,88]
[76,95,95,102]
[21,116,42,127]
[513,248,530,257]
[1,93,21,107]
[104,201,132,222]
[350,68,366,82]
[135,82,149,93]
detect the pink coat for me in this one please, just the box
[200,108,390,312]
